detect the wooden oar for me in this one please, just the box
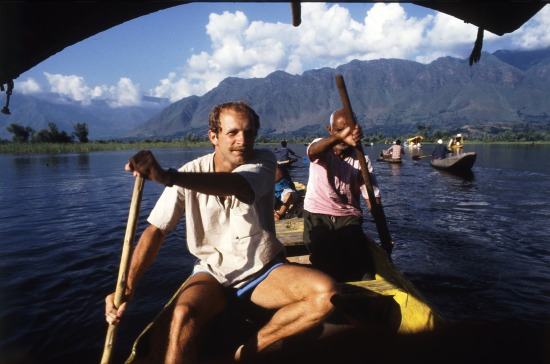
[101,176,145,364]
[335,74,394,256]
[412,154,432,160]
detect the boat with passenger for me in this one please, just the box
[405,136,423,149]
[448,134,464,151]
[377,150,403,164]
[430,151,476,173]
[124,218,444,363]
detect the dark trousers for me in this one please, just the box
[303,211,375,282]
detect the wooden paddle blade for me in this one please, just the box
[413,155,431,160]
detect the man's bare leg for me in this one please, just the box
[234,264,338,360]
[165,273,227,364]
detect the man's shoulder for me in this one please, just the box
[182,152,214,171]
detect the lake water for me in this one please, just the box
[0,143,549,363]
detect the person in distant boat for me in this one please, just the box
[385,139,405,160]
[104,101,338,363]
[274,164,299,221]
[431,139,453,159]
[273,140,300,165]
[302,108,393,282]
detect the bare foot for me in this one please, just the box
[234,343,256,362]
[234,344,244,361]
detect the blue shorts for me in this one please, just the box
[235,258,284,299]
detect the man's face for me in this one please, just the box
[329,113,352,151]
[209,109,256,172]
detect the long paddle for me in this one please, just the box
[335,74,394,256]
[101,176,145,364]
[412,154,432,160]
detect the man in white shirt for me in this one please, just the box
[105,101,337,363]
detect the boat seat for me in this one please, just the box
[276,218,406,299]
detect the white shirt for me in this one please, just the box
[148,149,285,288]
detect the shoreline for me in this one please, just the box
[0,140,548,155]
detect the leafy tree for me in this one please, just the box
[73,122,89,143]
[7,123,34,142]
[33,122,73,143]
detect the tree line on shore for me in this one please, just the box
[6,122,89,143]
[3,121,549,148]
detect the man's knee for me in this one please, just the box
[172,298,224,329]
[172,302,197,327]
[309,274,339,317]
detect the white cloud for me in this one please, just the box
[45,73,93,104]
[506,6,550,49]
[15,78,43,94]
[150,3,484,101]
[22,3,550,105]
[106,77,142,108]
[41,73,142,107]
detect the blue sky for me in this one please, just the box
[16,2,550,108]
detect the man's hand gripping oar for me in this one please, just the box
[335,74,395,257]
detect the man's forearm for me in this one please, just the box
[126,225,166,299]
[170,172,254,203]
[308,135,340,159]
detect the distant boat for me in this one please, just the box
[431,152,477,173]
[405,136,423,149]
[377,151,403,164]
[448,134,464,151]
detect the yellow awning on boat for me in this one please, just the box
[448,134,464,149]
[406,136,423,143]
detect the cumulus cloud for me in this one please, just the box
[506,5,550,49]
[150,3,550,102]
[150,3,484,101]
[106,78,142,108]
[41,73,142,107]
[19,3,550,106]
[15,78,43,94]
[45,73,93,104]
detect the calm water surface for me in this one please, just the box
[0,144,549,363]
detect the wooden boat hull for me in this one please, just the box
[377,151,403,164]
[377,156,403,164]
[125,218,444,363]
[430,152,476,173]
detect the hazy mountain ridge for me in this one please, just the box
[1,48,549,140]
[0,94,170,140]
[127,48,550,139]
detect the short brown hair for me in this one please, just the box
[208,101,260,136]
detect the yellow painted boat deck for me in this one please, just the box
[275,218,444,334]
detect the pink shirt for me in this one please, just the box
[304,139,379,218]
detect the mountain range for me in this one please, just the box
[2,48,549,141]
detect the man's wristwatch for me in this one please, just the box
[166,168,178,187]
